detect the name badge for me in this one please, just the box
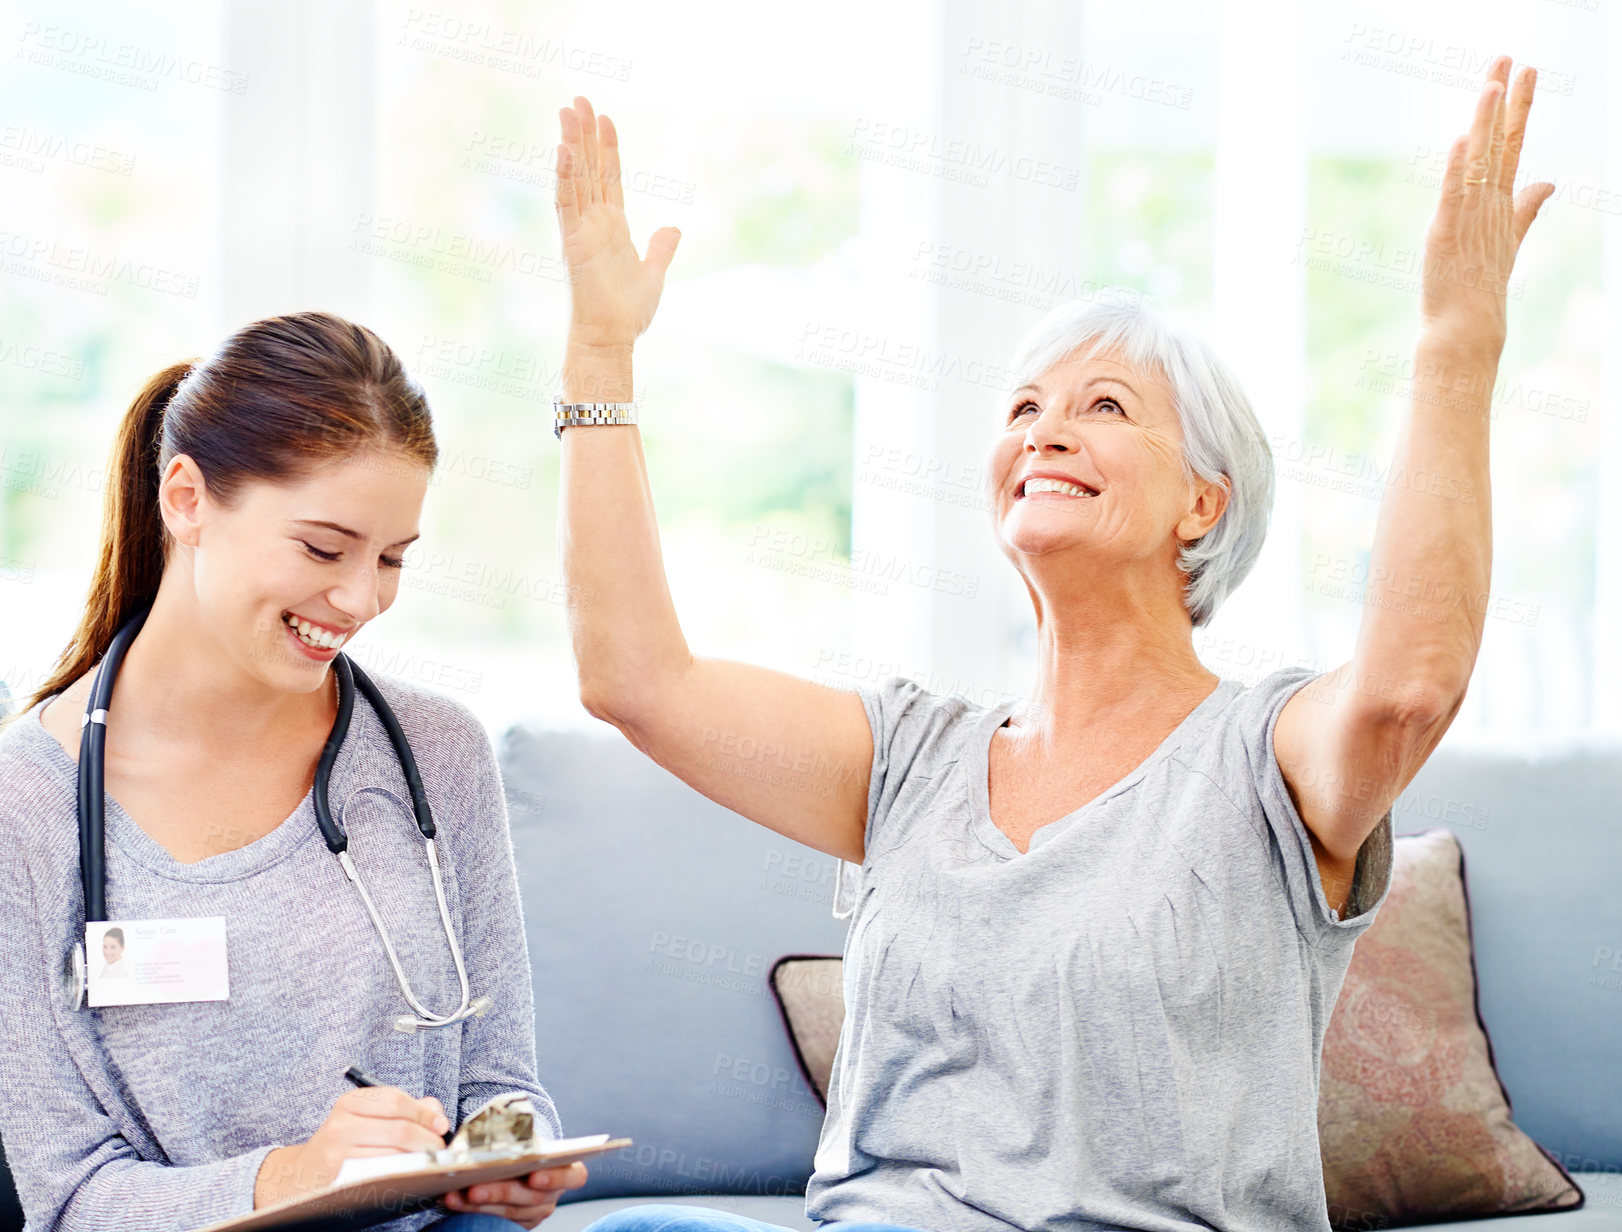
[85,918,230,1008]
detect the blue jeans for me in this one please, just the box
[580,1204,926,1232]
[432,1216,529,1230]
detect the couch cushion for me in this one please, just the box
[501,726,850,1203]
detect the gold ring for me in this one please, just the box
[1464,176,1489,185]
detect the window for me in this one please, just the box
[2,0,1613,743]
[0,0,225,703]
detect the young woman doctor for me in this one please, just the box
[0,313,586,1231]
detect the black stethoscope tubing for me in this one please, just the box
[316,652,435,853]
[77,604,148,923]
[71,605,489,1031]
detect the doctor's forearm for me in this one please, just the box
[559,341,693,720]
[55,1149,276,1230]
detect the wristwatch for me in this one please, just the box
[553,395,638,439]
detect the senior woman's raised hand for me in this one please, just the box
[1419,58,1554,356]
[555,97,681,353]
[551,99,877,865]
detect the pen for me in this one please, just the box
[345,1066,453,1144]
[344,1065,382,1088]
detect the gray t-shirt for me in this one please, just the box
[0,674,559,1232]
[806,667,1395,1232]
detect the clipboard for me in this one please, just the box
[195,1135,632,1232]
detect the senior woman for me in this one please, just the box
[549,57,1551,1232]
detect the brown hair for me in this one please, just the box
[21,311,436,714]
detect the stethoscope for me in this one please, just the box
[67,605,493,1033]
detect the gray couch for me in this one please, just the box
[504,721,1622,1231]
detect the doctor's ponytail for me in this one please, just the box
[22,311,435,715]
[21,363,194,715]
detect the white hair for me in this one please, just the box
[1006,291,1274,628]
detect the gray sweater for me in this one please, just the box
[0,674,560,1232]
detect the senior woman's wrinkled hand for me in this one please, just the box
[441,1160,589,1227]
[555,96,681,351]
[1419,56,1554,357]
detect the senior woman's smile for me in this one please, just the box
[1016,473,1101,499]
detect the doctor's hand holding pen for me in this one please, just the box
[253,1082,586,1225]
[254,1085,450,1206]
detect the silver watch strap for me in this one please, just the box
[554,395,638,439]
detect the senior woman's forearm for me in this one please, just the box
[559,340,693,719]
[1343,62,1553,726]
[1351,325,1496,718]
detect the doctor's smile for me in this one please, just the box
[280,612,356,654]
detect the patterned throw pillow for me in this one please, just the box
[770,830,1584,1226]
[1317,828,1581,1227]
